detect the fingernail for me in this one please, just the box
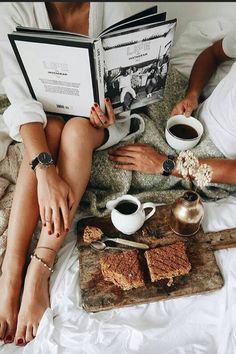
[65,228,69,232]
[16,338,24,345]
[105,97,110,102]
[48,230,52,235]
[92,106,95,111]
[5,335,12,342]
[44,223,46,227]
[94,103,98,107]
[56,233,60,238]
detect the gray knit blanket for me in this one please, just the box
[0,66,235,223]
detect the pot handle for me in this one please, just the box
[142,202,156,221]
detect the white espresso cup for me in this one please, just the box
[106,194,156,235]
[165,114,203,151]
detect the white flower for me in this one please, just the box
[176,150,213,189]
[176,150,199,179]
[193,164,213,188]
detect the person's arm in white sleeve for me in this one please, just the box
[0,3,47,141]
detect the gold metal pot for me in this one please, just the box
[170,190,204,236]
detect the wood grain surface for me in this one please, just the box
[77,205,235,313]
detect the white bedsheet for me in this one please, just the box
[1,201,236,354]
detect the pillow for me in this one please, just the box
[170,17,235,98]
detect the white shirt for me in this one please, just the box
[0,2,151,142]
[196,30,236,159]
[119,75,132,89]
[222,30,236,59]
[197,61,236,159]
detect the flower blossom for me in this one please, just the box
[193,163,213,189]
[176,150,199,179]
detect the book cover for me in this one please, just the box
[8,6,176,118]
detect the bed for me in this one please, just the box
[1,2,236,354]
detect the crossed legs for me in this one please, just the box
[0,116,105,345]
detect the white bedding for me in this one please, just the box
[1,200,236,354]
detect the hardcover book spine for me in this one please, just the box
[94,39,105,111]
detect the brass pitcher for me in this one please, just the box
[170,190,204,236]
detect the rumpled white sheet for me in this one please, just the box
[1,200,236,354]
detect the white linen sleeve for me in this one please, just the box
[222,30,236,59]
[0,3,47,142]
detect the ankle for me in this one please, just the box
[33,247,58,268]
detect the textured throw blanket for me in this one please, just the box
[85,66,236,216]
[0,66,235,264]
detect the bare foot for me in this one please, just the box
[15,259,51,345]
[0,272,22,343]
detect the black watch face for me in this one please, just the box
[163,159,175,173]
[38,152,52,164]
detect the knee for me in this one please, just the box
[45,116,65,155]
[63,118,103,150]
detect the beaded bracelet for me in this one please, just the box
[30,253,54,274]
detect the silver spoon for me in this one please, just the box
[90,238,149,251]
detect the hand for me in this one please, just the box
[171,94,199,117]
[90,97,115,129]
[36,166,74,237]
[108,143,166,174]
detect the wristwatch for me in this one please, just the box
[30,152,54,171]
[162,155,176,176]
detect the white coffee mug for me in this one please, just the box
[165,114,203,151]
[106,194,156,235]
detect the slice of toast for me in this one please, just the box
[145,241,191,282]
[100,250,145,291]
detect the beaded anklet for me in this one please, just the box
[30,253,54,274]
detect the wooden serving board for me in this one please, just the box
[77,205,236,313]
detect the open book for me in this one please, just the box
[9,6,176,118]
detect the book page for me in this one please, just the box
[102,20,176,114]
[14,40,95,117]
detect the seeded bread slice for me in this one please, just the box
[83,225,103,244]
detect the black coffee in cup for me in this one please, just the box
[115,201,138,215]
[169,124,198,140]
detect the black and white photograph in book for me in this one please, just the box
[102,20,176,113]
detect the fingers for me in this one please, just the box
[90,104,108,128]
[104,97,115,125]
[60,202,70,233]
[109,154,135,164]
[89,98,115,129]
[52,206,61,237]
[45,203,71,237]
[109,144,149,154]
[171,97,198,118]
[45,207,53,235]
[114,163,139,171]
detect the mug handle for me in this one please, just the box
[142,202,156,221]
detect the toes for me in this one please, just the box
[32,324,39,338]
[25,325,34,343]
[15,324,26,346]
[0,320,7,340]
[4,324,16,344]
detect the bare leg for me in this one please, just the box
[15,118,105,345]
[0,117,65,344]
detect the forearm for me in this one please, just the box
[186,50,218,100]
[172,158,236,185]
[20,122,50,160]
[186,39,229,100]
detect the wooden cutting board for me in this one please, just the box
[77,204,236,313]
